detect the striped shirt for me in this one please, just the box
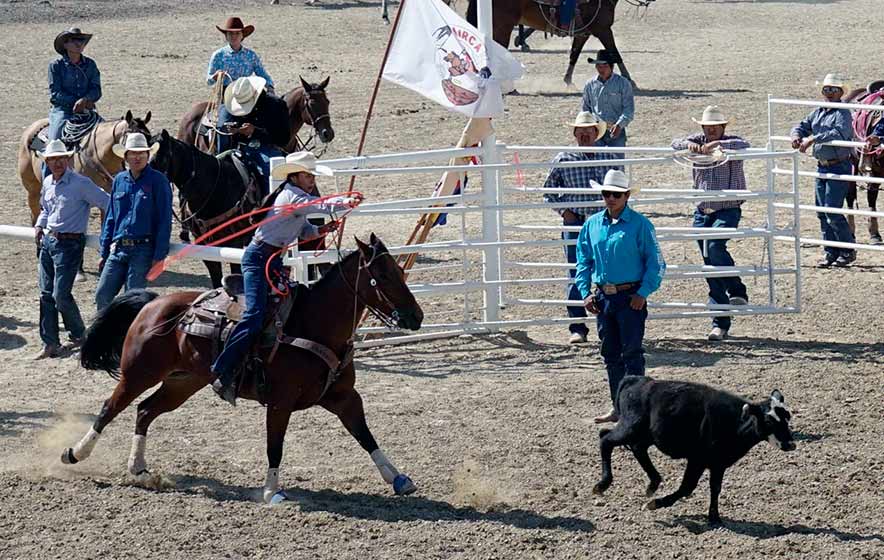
[542,151,620,216]
[206,45,274,88]
[671,134,750,211]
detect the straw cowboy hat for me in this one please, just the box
[216,16,255,38]
[54,27,92,56]
[39,139,74,159]
[587,49,622,66]
[567,111,607,137]
[692,105,730,126]
[224,76,266,116]
[591,169,640,194]
[112,133,159,158]
[818,73,848,90]
[271,151,333,180]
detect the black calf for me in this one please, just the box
[592,376,795,525]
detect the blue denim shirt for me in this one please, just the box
[99,165,173,261]
[575,205,666,300]
[872,118,884,139]
[581,73,635,129]
[206,45,274,88]
[36,168,109,233]
[790,105,853,162]
[48,55,102,111]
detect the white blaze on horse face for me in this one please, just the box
[263,468,280,504]
[72,427,101,461]
[128,434,148,475]
[371,449,400,485]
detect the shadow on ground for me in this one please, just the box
[658,514,883,541]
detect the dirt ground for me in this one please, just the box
[1,0,883,558]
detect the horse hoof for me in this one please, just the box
[644,499,658,511]
[61,448,78,465]
[393,474,416,496]
[592,483,607,496]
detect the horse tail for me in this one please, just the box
[466,0,477,26]
[80,290,160,379]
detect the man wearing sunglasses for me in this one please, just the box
[543,112,621,344]
[672,106,750,341]
[791,73,856,268]
[574,170,665,424]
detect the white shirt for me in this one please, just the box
[253,183,344,247]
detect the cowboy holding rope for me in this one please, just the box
[671,106,750,341]
[210,152,362,406]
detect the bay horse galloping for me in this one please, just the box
[61,234,424,503]
[150,129,255,288]
[177,77,334,155]
[845,82,884,244]
[467,0,640,86]
[18,111,152,224]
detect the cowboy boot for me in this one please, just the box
[211,369,238,406]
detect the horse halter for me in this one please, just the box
[341,246,402,330]
[304,88,330,127]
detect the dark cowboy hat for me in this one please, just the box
[54,27,93,56]
[587,49,622,66]
[216,16,255,39]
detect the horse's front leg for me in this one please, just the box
[263,406,292,504]
[322,384,416,496]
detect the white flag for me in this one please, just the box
[382,0,524,118]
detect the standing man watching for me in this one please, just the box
[791,73,856,267]
[34,140,109,359]
[582,49,634,157]
[575,170,665,424]
[96,133,172,310]
[544,112,620,344]
[671,106,750,341]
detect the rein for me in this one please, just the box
[337,245,401,334]
[298,89,331,157]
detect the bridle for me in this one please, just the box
[338,245,402,332]
[159,137,222,227]
[299,88,331,156]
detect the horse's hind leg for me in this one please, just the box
[846,182,857,235]
[128,373,209,476]
[868,184,880,242]
[62,372,162,466]
[322,385,417,495]
[205,260,223,289]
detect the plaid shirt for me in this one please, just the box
[671,133,750,211]
[542,151,620,216]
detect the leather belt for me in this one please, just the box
[253,240,285,253]
[817,157,850,166]
[117,237,152,247]
[595,282,640,295]
[47,231,84,240]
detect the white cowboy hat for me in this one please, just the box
[270,151,333,180]
[591,169,640,194]
[112,132,159,158]
[567,111,607,137]
[818,73,848,90]
[224,76,267,117]
[692,105,730,126]
[39,139,74,159]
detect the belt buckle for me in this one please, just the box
[702,207,715,215]
[602,283,617,295]
[120,239,135,247]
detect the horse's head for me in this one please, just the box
[354,234,423,331]
[123,110,152,138]
[149,129,175,174]
[299,76,334,144]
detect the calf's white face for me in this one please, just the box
[764,391,796,451]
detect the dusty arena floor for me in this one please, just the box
[1,0,883,558]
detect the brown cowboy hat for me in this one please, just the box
[216,17,255,39]
[54,27,93,56]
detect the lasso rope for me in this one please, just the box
[671,148,730,170]
[61,110,103,145]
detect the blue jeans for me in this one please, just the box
[211,241,284,379]
[215,104,233,153]
[597,129,626,166]
[559,0,577,26]
[595,288,647,410]
[240,144,285,198]
[564,214,588,336]
[693,207,748,330]
[44,107,74,177]
[38,235,86,346]
[95,243,154,311]
[815,161,856,258]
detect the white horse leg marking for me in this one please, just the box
[263,468,280,504]
[371,449,401,484]
[71,427,101,462]
[127,434,148,475]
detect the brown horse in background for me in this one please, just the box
[466,0,639,86]
[61,234,424,504]
[844,82,884,244]
[177,77,334,155]
[18,111,152,224]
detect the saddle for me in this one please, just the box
[532,0,593,36]
[177,275,354,404]
[29,111,103,153]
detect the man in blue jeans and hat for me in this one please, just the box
[672,105,750,341]
[791,73,856,268]
[575,169,665,424]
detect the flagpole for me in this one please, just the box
[347,0,407,195]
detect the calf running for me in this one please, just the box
[592,376,796,525]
